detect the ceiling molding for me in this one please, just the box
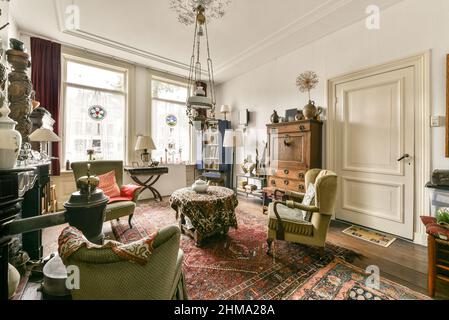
[215,0,353,74]
[48,0,405,83]
[62,28,193,73]
[54,0,203,77]
[53,0,356,80]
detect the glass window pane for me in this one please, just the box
[152,79,187,103]
[151,99,190,163]
[66,61,125,91]
[65,86,125,162]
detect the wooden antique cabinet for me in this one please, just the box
[266,120,323,194]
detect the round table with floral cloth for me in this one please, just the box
[170,187,239,246]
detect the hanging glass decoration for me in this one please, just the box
[88,105,107,121]
[165,114,178,127]
[88,105,107,136]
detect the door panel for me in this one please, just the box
[343,80,403,175]
[335,67,415,239]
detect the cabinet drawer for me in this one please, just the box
[269,168,306,181]
[269,122,311,134]
[268,177,306,192]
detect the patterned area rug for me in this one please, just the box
[290,259,429,300]
[111,201,425,300]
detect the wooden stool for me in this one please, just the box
[49,185,57,213]
[428,235,449,297]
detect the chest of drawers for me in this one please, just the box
[266,120,323,193]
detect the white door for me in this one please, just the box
[334,67,415,239]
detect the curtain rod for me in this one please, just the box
[19,30,189,81]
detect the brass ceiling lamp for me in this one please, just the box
[186,4,218,130]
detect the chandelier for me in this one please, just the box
[169,0,231,26]
[179,2,227,130]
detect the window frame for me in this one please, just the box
[149,74,194,164]
[61,52,130,168]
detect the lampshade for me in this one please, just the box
[220,105,231,114]
[223,130,244,148]
[29,128,61,142]
[223,130,234,148]
[135,136,156,151]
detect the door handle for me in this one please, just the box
[397,154,410,162]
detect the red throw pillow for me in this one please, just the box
[121,184,142,199]
[98,171,121,198]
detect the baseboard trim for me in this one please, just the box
[414,232,427,247]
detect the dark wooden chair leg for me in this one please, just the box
[428,235,436,297]
[128,214,134,229]
[267,239,273,255]
[319,247,325,258]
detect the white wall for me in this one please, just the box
[217,0,449,171]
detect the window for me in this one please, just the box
[151,78,190,163]
[63,57,128,164]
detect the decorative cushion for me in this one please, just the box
[98,171,121,198]
[268,203,313,236]
[107,185,142,204]
[301,183,316,222]
[121,184,142,199]
[58,226,157,265]
[421,216,449,241]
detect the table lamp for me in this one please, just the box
[135,135,156,167]
[220,105,231,121]
[29,128,61,162]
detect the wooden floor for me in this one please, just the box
[239,196,449,299]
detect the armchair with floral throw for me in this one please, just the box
[58,225,188,300]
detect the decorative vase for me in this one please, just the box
[295,109,304,121]
[270,110,280,124]
[0,93,22,169]
[303,100,318,120]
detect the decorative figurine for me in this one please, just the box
[270,110,280,124]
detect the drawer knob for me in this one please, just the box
[299,185,305,191]
[284,180,290,186]
[299,125,306,132]
[284,169,289,175]
[298,173,305,179]
[284,134,292,146]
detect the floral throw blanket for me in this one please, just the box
[58,226,158,265]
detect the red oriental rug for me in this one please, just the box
[111,201,427,300]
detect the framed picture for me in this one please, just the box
[239,109,249,126]
[132,161,140,168]
[285,109,298,122]
[446,55,449,157]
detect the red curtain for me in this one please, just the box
[31,37,61,176]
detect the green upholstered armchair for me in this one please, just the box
[267,169,338,256]
[71,161,140,228]
[63,226,188,300]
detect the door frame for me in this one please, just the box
[327,51,431,245]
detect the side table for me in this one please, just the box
[170,187,238,246]
[124,167,169,202]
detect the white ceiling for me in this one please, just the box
[12,0,404,83]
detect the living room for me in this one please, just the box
[1,0,449,308]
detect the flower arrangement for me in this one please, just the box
[296,71,319,101]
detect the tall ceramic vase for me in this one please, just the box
[0,92,22,169]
